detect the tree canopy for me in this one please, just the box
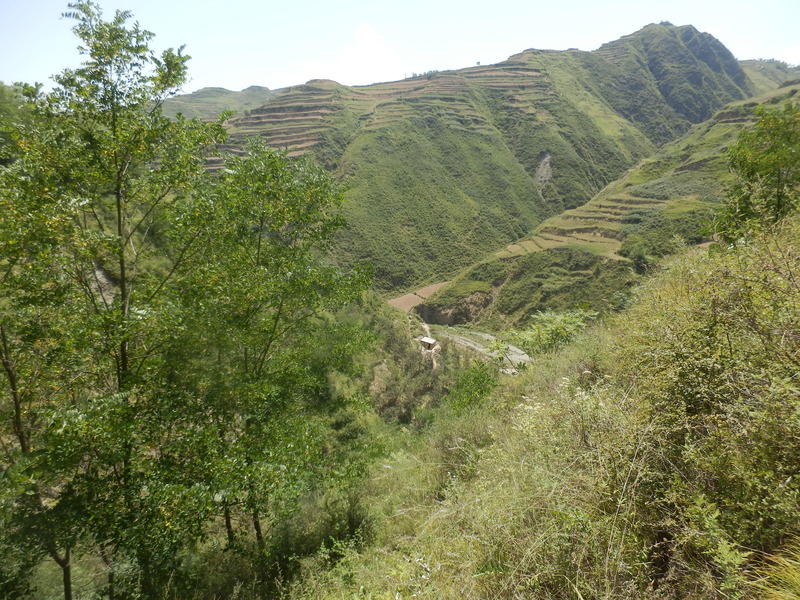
[717,103,800,240]
[0,3,367,599]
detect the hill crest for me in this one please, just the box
[168,24,795,292]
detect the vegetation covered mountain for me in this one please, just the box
[292,100,800,600]
[4,4,800,600]
[161,85,276,119]
[419,81,800,326]
[182,23,794,291]
[291,213,800,600]
[589,22,754,140]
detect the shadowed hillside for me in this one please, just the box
[589,23,754,141]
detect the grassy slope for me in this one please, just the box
[741,59,800,95]
[200,23,776,292]
[290,215,800,600]
[419,82,800,327]
[218,68,655,290]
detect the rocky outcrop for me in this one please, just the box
[414,291,493,326]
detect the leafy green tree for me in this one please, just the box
[0,3,227,597]
[171,140,368,582]
[717,104,800,240]
[0,82,26,165]
[1,4,369,598]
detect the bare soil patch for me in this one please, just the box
[388,281,449,312]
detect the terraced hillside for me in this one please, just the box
[162,85,277,120]
[176,23,794,290]
[417,81,800,327]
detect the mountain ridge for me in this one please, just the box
[165,24,797,292]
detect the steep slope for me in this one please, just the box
[218,67,655,288]
[589,23,754,142]
[417,81,800,327]
[194,24,778,290]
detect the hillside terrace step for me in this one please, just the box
[466,81,549,93]
[605,196,666,206]
[560,213,627,223]
[506,243,531,255]
[228,126,323,139]
[248,101,337,115]
[519,239,543,251]
[256,137,320,149]
[536,232,572,243]
[568,233,621,245]
[234,111,334,125]
[577,206,630,216]
[539,225,625,240]
[463,67,543,77]
[233,124,328,137]
[233,118,329,130]
[405,95,471,105]
[226,133,321,149]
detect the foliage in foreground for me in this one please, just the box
[285,90,800,600]
[2,6,799,600]
[757,538,800,600]
[288,213,800,599]
[716,103,800,240]
[0,4,369,599]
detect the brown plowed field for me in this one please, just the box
[388,282,449,312]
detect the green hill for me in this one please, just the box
[589,23,753,141]
[214,71,651,288]
[417,81,800,326]
[741,59,799,94]
[290,214,800,600]
[162,85,277,119]
[171,24,795,291]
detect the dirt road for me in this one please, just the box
[432,327,531,367]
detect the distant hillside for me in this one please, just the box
[416,81,800,327]
[162,85,277,119]
[172,24,795,291]
[740,59,799,95]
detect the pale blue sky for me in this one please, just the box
[1,0,798,93]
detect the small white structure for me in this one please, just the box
[420,336,437,351]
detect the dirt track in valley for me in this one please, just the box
[390,283,531,367]
[433,328,531,367]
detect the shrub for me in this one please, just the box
[508,309,598,355]
[617,219,800,593]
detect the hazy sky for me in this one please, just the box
[2,0,799,93]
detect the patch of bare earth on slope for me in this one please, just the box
[388,281,449,312]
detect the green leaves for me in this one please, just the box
[509,309,598,355]
[1,3,366,598]
[717,104,800,240]
[60,1,186,110]
[617,218,800,590]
